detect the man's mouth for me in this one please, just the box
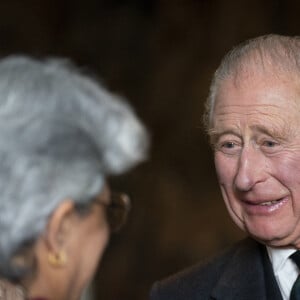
[242,197,288,215]
[259,199,282,206]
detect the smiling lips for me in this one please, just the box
[241,197,288,214]
[242,196,286,206]
[254,199,282,206]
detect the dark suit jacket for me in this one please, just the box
[150,238,283,300]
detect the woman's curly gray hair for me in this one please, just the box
[0,55,149,281]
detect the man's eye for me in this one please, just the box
[215,140,241,155]
[261,139,282,154]
[263,140,277,147]
[222,142,236,148]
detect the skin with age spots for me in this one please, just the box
[210,69,300,249]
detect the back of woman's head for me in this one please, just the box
[0,55,149,282]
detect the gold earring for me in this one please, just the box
[48,251,67,267]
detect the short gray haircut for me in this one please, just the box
[0,55,149,281]
[204,34,300,131]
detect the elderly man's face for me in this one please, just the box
[211,69,300,248]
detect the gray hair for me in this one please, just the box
[0,55,149,281]
[204,34,300,131]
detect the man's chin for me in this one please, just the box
[247,230,295,248]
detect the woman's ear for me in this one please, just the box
[42,200,76,265]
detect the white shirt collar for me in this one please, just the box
[266,246,296,273]
[266,246,299,300]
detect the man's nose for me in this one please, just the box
[234,146,266,192]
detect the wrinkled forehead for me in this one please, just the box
[215,66,300,108]
[211,65,300,133]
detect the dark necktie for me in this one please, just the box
[290,251,300,300]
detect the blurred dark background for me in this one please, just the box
[1,0,300,299]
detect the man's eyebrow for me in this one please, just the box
[207,128,239,143]
[249,124,289,140]
[208,124,290,143]
[208,128,238,137]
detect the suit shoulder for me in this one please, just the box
[150,238,259,300]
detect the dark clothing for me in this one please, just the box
[150,238,283,300]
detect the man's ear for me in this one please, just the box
[43,200,75,254]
